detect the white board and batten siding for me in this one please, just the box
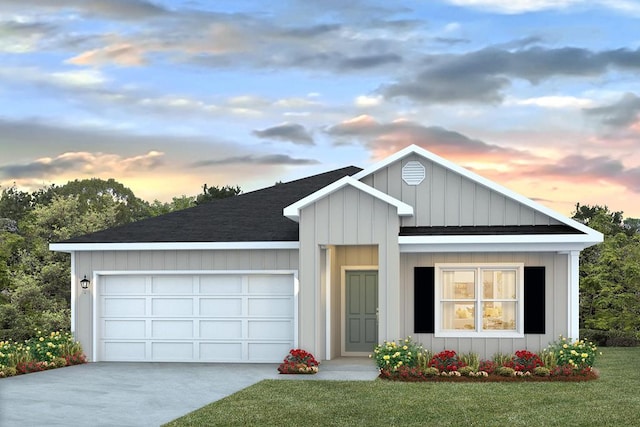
[400,251,568,359]
[96,272,296,362]
[360,153,564,227]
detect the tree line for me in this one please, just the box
[0,180,638,344]
[0,179,240,341]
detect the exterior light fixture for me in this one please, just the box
[80,275,90,289]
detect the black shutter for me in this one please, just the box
[524,266,545,334]
[414,267,435,333]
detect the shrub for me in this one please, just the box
[423,367,439,377]
[478,360,497,374]
[538,349,557,369]
[605,332,639,347]
[459,352,480,371]
[458,366,474,376]
[496,366,515,377]
[533,367,551,377]
[277,348,319,374]
[546,336,598,369]
[508,350,543,372]
[428,350,466,372]
[492,352,514,367]
[372,337,423,371]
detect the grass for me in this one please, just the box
[164,347,640,426]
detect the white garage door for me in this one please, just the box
[96,273,296,362]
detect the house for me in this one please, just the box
[50,145,603,363]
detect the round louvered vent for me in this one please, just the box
[402,161,425,185]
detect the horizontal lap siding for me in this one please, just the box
[400,252,568,359]
[363,154,563,227]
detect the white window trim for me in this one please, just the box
[434,263,524,338]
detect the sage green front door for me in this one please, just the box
[345,270,378,352]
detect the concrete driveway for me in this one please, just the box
[0,358,378,426]
[0,362,280,427]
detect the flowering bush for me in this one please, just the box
[373,337,599,382]
[428,350,466,372]
[372,337,423,371]
[0,329,87,378]
[277,349,319,374]
[545,336,599,370]
[505,350,543,372]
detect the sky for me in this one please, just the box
[1,0,640,218]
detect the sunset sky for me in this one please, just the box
[1,0,639,218]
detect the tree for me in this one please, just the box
[195,184,241,205]
[573,204,640,335]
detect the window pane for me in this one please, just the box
[482,302,516,330]
[482,270,517,300]
[442,302,475,330]
[442,270,475,299]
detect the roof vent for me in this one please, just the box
[402,161,425,185]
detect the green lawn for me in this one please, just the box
[164,348,640,426]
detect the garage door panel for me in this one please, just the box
[102,276,146,294]
[99,273,295,362]
[248,297,292,316]
[248,342,292,362]
[104,342,146,360]
[152,342,193,360]
[200,320,242,339]
[200,342,243,361]
[248,276,292,294]
[200,276,243,294]
[151,320,193,338]
[152,298,193,316]
[248,320,293,339]
[104,320,145,338]
[104,298,146,316]
[200,298,242,316]
[151,276,194,293]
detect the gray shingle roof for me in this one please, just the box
[61,166,361,243]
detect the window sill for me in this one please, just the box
[434,331,525,339]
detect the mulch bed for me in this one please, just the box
[378,370,599,382]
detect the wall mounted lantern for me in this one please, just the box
[80,275,90,289]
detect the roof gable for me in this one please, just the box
[283,176,414,221]
[352,144,602,241]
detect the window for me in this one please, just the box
[434,263,524,337]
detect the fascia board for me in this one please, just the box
[283,176,413,221]
[49,241,300,252]
[353,144,603,242]
[398,234,601,253]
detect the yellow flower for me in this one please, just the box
[39,337,44,342]
[563,344,568,348]
[383,355,390,360]
[397,361,403,366]
[581,353,588,358]
[403,345,408,350]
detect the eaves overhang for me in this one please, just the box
[49,241,300,253]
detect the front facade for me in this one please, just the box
[51,145,602,363]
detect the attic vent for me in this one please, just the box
[402,161,425,185]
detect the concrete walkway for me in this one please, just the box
[0,358,378,427]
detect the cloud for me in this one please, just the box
[190,154,319,167]
[381,46,640,104]
[512,95,594,109]
[443,0,640,15]
[253,123,315,145]
[324,115,531,161]
[0,0,168,20]
[533,154,640,193]
[0,151,165,179]
[67,43,147,67]
[584,92,640,128]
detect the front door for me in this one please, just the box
[345,271,378,352]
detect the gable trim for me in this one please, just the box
[49,241,300,252]
[352,144,603,243]
[283,176,414,222]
